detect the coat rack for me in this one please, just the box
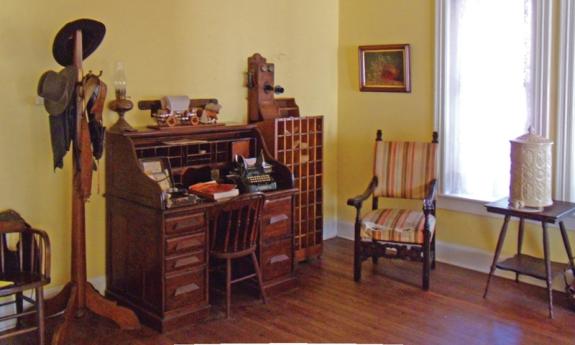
[42,28,140,345]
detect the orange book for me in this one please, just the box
[188,181,239,200]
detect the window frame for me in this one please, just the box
[556,0,575,202]
[434,0,553,214]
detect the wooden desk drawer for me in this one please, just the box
[261,239,293,282]
[165,213,205,235]
[263,196,291,215]
[262,196,292,240]
[165,232,205,256]
[262,214,291,240]
[165,251,205,273]
[165,269,206,311]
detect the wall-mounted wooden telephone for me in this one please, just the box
[230,151,277,193]
[247,53,300,122]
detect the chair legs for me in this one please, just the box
[36,286,45,345]
[251,252,267,305]
[222,253,267,319]
[225,258,232,319]
[422,231,431,291]
[353,221,362,282]
[353,244,362,282]
[431,235,436,270]
[15,292,23,328]
[356,232,434,291]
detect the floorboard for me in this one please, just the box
[3,237,575,345]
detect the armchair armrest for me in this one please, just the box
[347,176,378,210]
[423,179,437,213]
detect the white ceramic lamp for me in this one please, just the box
[509,127,553,210]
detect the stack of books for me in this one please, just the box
[188,181,239,201]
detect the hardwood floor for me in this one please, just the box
[5,237,575,345]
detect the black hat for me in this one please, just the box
[52,19,106,66]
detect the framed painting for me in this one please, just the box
[359,44,411,92]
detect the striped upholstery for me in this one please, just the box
[373,141,437,199]
[361,208,436,244]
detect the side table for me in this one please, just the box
[483,198,575,318]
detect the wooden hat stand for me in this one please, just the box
[43,29,140,345]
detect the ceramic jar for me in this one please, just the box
[509,128,553,209]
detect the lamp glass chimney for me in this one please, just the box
[113,61,127,99]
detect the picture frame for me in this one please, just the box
[359,44,411,92]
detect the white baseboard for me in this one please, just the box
[323,218,338,240]
[336,220,567,291]
[336,219,354,241]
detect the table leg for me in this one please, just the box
[559,221,575,273]
[484,215,511,298]
[516,217,525,283]
[542,222,553,319]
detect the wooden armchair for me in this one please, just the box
[0,210,51,345]
[347,130,438,290]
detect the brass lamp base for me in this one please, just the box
[109,98,136,133]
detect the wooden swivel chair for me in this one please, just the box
[0,210,51,345]
[347,130,438,290]
[209,193,267,318]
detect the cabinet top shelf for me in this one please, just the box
[124,123,254,138]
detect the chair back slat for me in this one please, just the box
[0,227,50,278]
[18,233,23,272]
[233,209,242,252]
[30,233,36,273]
[225,214,232,253]
[373,139,437,200]
[209,193,265,255]
[0,235,5,273]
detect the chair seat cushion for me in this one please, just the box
[361,208,435,244]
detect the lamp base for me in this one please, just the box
[109,98,136,133]
[109,116,136,133]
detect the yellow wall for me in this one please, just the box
[337,0,435,217]
[2,0,572,289]
[337,0,575,263]
[0,0,339,286]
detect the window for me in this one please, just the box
[435,0,551,203]
[557,0,575,202]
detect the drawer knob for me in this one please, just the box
[174,256,200,268]
[172,218,202,231]
[270,254,289,264]
[268,214,288,225]
[174,283,199,296]
[176,239,201,251]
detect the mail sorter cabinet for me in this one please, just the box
[256,116,324,262]
[105,124,297,332]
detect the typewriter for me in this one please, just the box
[230,152,277,193]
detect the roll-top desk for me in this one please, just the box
[105,124,297,332]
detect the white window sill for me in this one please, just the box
[437,194,575,230]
